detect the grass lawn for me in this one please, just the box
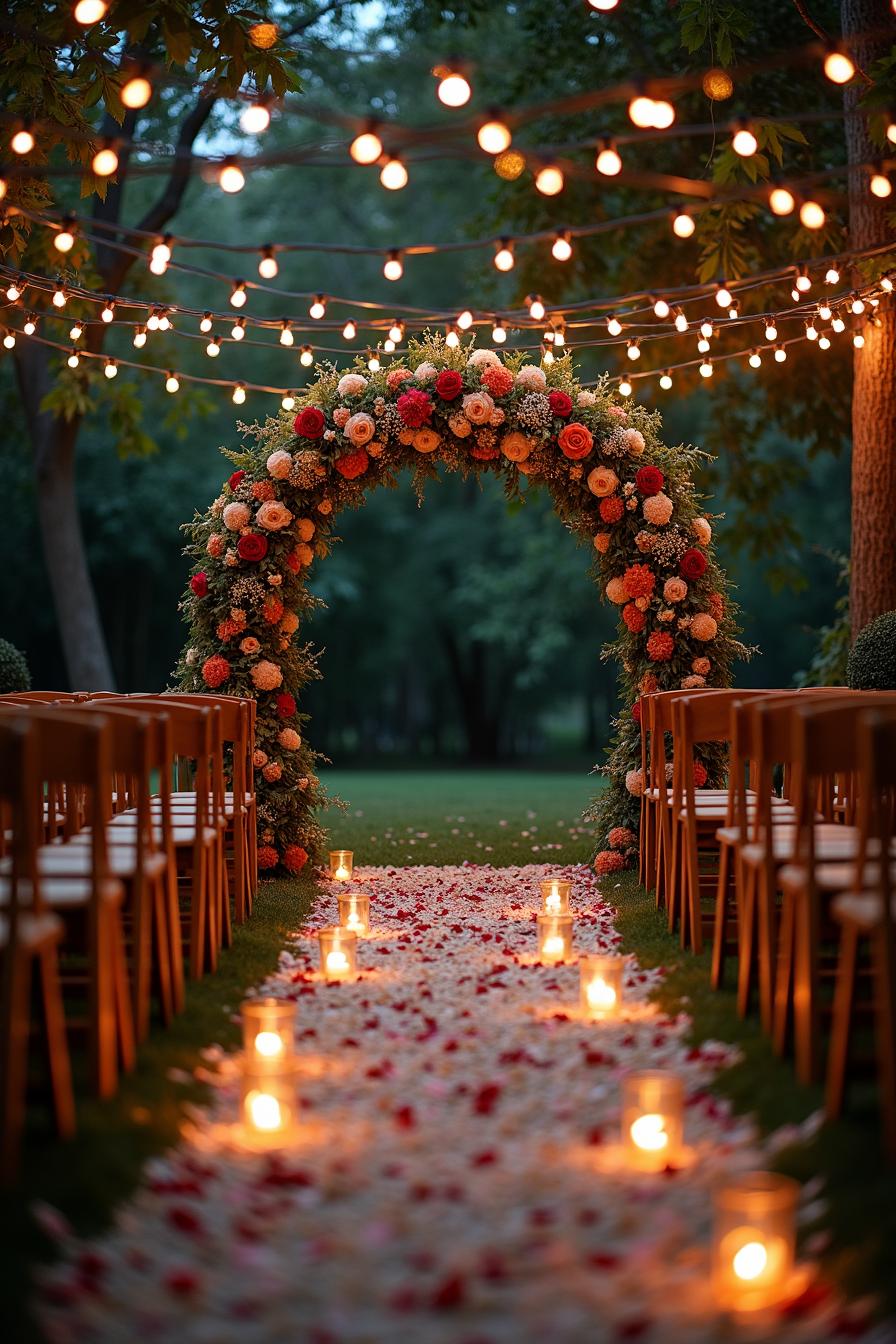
[4,770,894,1334]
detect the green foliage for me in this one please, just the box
[677,0,755,65]
[0,637,30,693]
[796,553,850,687]
[847,609,896,690]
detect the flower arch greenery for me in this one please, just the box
[176,335,747,878]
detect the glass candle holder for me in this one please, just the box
[337,890,370,935]
[318,926,358,980]
[329,849,353,882]
[241,997,295,1069]
[621,1070,684,1172]
[537,911,574,963]
[240,1064,299,1143]
[539,878,571,914]
[579,954,625,1019]
[713,1171,799,1311]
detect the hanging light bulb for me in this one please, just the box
[588,0,620,9]
[818,333,831,349]
[492,319,507,344]
[595,139,622,176]
[445,325,460,349]
[457,309,473,330]
[628,95,657,129]
[158,310,171,331]
[832,313,846,332]
[824,48,855,84]
[75,0,108,23]
[774,345,787,363]
[383,338,395,353]
[92,140,119,176]
[67,350,80,369]
[309,295,327,320]
[870,170,892,199]
[103,357,118,379]
[494,239,515,271]
[653,297,670,319]
[851,294,866,314]
[299,345,314,366]
[650,98,675,129]
[101,300,114,323]
[731,121,758,157]
[674,308,688,332]
[618,378,632,397]
[349,124,383,165]
[541,344,555,365]
[0,176,7,202]
[825,266,840,285]
[383,250,404,281]
[380,156,408,190]
[367,351,381,371]
[764,321,778,341]
[800,200,825,229]
[882,273,894,292]
[23,314,36,336]
[280,321,294,347]
[672,212,696,238]
[794,265,811,293]
[477,116,511,155]
[528,295,546,321]
[748,349,762,368]
[805,320,818,340]
[5,278,21,302]
[206,335,221,357]
[768,186,796,216]
[218,157,245,193]
[607,314,622,336]
[853,329,865,348]
[10,124,35,155]
[553,324,566,348]
[714,283,733,308]
[697,336,711,354]
[69,322,83,342]
[699,359,713,378]
[342,319,357,340]
[199,312,213,333]
[281,391,296,411]
[626,339,641,360]
[435,66,471,108]
[133,327,147,347]
[54,218,77,253]
[240,100,271,135]
[121,70,152,110]
[258,246,279,279]
[231,318,246,340]
[659,371,673,390]
[818,301,833,321]
[727,300,740,319]
[232,383,247,405]
[700,319,714,339]
[388,320,404,343]
[1,330,14,350]
[551,232,573,262]
[230,281,247,308]
[165,373,180,393]
[535,164,564,196]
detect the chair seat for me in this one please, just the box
[0,874,123,908]
[741,824,859,869]
[780,857,896,896]
[106,812,217,847]
[0,909,64,949]
[831,891,893,931]
[12,842,169,882]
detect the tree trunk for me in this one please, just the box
[14,343,115,689]
[841,0,896,636]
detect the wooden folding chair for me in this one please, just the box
[0,716,75,1181]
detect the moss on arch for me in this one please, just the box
[176,336,746,876]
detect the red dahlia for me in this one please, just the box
[335,448,369,479]
[228,470,245,490]
[646,631,675,662]
[599,496,624,523]
[397,389,433,427]
[283,845,309,874]
[257,845,279,871]
[622,603,645,633]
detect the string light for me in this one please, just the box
[367,351,381,371]
[457,309,474,330]
[823,49,855,84]
[832,313,846,332]
[5,278,21,302]
[618,378,632,397]
[383,338,395,353]
[11,124,35,155]
[232,383,247,405]
[23,314,36,335]
[92,141,119,176]
[280,321,294,346]
[494,240,515,272]
[851,294,866,314]
[527,294,545,320]
[535,164,564,195]
[435,67,472,108]
[794,265,811,292]
[672,212,695,238]
[74,0,108,22]
[588,0,620,9]
[121,70,152,110]
[67,349,80,369]
[54,218,76,253]
[445,326,460,348]
[230,280,247,308]
[731,122,758,157]
[818,333,831,349]
[769,186,796,215]
[133,326,147,347]
[492,319,507,343]
[870,170,892,198]
[882,274,894,292]
[727,299,740,319]
[240,100,271,135]
[2,330,15,350]
[380,157,408,190]
[52,284,67,309]
[165,373,180,393]
[0,176,6,201]
[206,335,221,357]
[800,200,825,229]
[199,312,213,333]
[607,314,623,336]
[853,329,865,348]
[477,117,511,154]
[144,310,159,333]
[383,250,404,281]
[805,319,818,340]
[714,283,732,308]
[818,300,833,321]
[659,371,673,389]
[551,232,573,261]
[219,158,245,193]
[653,297,670,319]
[101,300,114,323]
[626,339,641,360]
[309,295,327,320]
[700,319,714,339]
[231,318,246,340]
[258,246,279,279]
[595,139,622,176]
[774,345,787,363]
[157,311,171,331]
[342,319,357,340]
[748,349,762,368]
[69,322,83,342]
[104,357,118,378]
[150,235,171,275]
[350,125,383,165]
[628,95,675,130]
[299,345,314,366]
[674,308,688,332]
[699,359,713,378]
[388,320,404,343]
[552,324,566,348]
[825,266,840,284]
[697,335,711,354]
[764,321,778,340]
[281,392,296,411]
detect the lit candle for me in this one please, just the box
[318,926,358,981]
[537,912,574,964]
[241,997,296,1069]
[621,1071,684,1172]
[329,849,354,882]
[579,954,624,1019]
[713,1172,799,1310]
[240,1065,299,1144]
[539,878,571,914]
[337,890,370,935]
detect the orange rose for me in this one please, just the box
[413,428,440,454]
[558,421,593,460]
[500,430,532,462]
[587,466,620,497]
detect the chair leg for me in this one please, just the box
[711,843,732,989]
[233,814,247,924]
[189,847,207,979]
[151,876,175,1027]
[684,825,704,955]
[110,908,136,1075]
[825,922,859,1123]
[130,877,152,1044]
[37,945,76,1139]
[0,950,32,1183]
[737,866,757,1019]
[756,870,778,1035]
[871,925,896,1162]
[91,909,118,1099]
[793,891,822,1086]
[773,892,795,1058]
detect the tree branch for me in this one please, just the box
[790,0,832,44]
[279,0,352,40]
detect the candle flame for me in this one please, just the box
[733,1241,768,1282]
[542,934,565,959]
[246,1090,283,1132]
[254,1030,284,1059]
[334,865,351,881]
[630,1112,669,1152]
[586,977,617,1011]
[545,893,561,913]
[326,949,350,975]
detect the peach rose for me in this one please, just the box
[624,428,645,456]
[693,516,712,545]
[333,407,350,429]
[413,428,440,454]
[318,499,333,515]
[344,412,376,446]
[278,728,301,750]
[253,749,268,768]
[240,636,260,655]
[296,518,315,542]
[267,450,292,479]
[337,372,367,397]
[587,466,620,497]
[294,543,314,567]
[663,577,688,603]
[256,500,293,531]
[207,533,225,557]
[643,492,673,526]
[501,431,532,462]
[605,577,627,604]
[462,391,495,425]
[558,422,593,460]
[593,532,611,554]
[449,414,472,439]
[222,501,250,531]
[386,367,413,393]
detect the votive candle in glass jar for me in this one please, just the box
[241,997,295,1069]
[241,1065,299,1143]
[329,849,353,882]
[621,1070,684,1172]
[337,890,370,935]
[537,911,574,963]
[540,878,571,914]
[318,926,358,980]
[713,1171,799,1311]
[579,954,625,1020]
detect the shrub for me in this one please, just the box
[0,638,31,694]
[847,610,896,690]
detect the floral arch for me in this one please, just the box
[176,336,745,878]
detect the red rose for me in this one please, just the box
[285,549,301,573]
[293,406,325,440]
[599,496,624,523]
[680,547,707,580]
[335,448,369,479]
[276,692,296,718]
[190,572,208,597]
[635,465,665,497]
[283,844,309,874]
[237,533,269,563]
[622,603,645,633]
[548,390,573,419]
[397,389,433,428]
[435,369,463,400]
[228,470,245,491]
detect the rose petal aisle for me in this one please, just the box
[38,867,886,1343]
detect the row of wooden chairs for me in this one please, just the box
[0,691,258,1179]
[637,685,896,1158]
